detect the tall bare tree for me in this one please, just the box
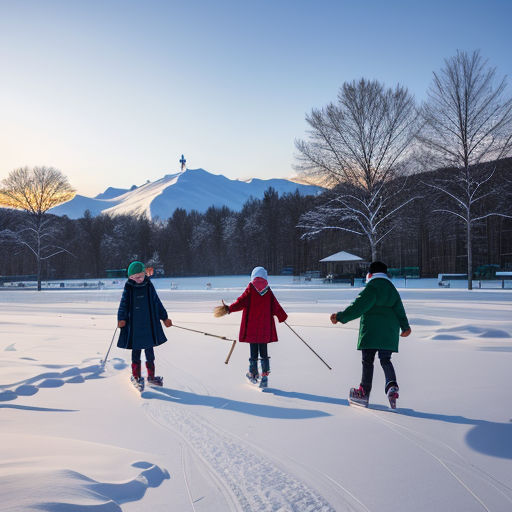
[418,50,512,289]
[0,166,76,290]
[295,79,420,260]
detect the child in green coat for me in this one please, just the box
[330,261,411,408]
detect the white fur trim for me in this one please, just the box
[366,272,392,284]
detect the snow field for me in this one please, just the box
[1,287,511,511]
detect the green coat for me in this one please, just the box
[336,277,409,352]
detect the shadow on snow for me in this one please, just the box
[263,387,349,406]
[143,387,331,419]
[371,404,512,459]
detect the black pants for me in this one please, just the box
[131,347,155,364]
[249,343,270,373]
[250,343,268,360]
[360,349,397,396]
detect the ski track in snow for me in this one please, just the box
[139,356,366,512]
[352,405,512,512]
[145,391,342,512]
[153,354,373,511]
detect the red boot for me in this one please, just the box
[146,361,163,386]
[131,362,141,379]
[146,361,155,378]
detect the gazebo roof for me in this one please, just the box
[319,251,363,263]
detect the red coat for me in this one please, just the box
[229,283,288,343]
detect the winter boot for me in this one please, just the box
[387,385,399,409]
[146,361,163,386]
[246,358,259,383]
[259,357,270,388]
[130,362,144,391]
[259,373,269,388]
[131,362,141,379]
[349,385,369,407]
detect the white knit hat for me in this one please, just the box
[251,266,268,281]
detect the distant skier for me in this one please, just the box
[117,261,172,390]
[330,261,411,408]
[214,266,288,388]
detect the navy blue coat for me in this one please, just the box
[117,277,168,350]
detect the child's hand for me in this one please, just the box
[400,328,411,337]
[118,320,126,328]
[213,300,230,318]
[163,318,172,328]
[330,313,338,324]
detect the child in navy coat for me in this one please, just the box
[117,261,172,385]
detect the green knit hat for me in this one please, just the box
[127,261,145,277]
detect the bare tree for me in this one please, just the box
[418,50,512,289]
[295,78,420,260]
[0,166,76,290]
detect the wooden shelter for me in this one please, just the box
[319,251,365,276]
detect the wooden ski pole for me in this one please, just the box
[172,324,237,343]
[101,327,118,368]
[284,321,332,370]
[224,340,237,364]
[171,324,237,364]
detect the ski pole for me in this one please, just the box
[172,324,237,343]
[224,340,237,365]
[284,321,332,370]
[101,327,118,368]
[172,324,238,365]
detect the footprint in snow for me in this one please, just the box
[0,390,17,402]
[66,375,86,383]
[436,324,511,338]
[431,334,464,340]
[61,367,81,376]
[38,378,65,388]
[111,358,127,370]
[14,384,38,396]
[2,359,125,403]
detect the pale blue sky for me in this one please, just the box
[1,0,511,195]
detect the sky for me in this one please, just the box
[0,0,511,196]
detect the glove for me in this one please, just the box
[118,320,126,328]
[163,318,172,328]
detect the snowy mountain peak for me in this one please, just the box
[49,168,324,220]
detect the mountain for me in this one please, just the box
[49,168,324,219]
[94,186,134,200]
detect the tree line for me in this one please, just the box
[0,160,511,283]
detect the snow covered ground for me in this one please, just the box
[1,281,512,511]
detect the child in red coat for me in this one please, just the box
[214,267,287,387]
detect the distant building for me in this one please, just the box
[319,251,365,276]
